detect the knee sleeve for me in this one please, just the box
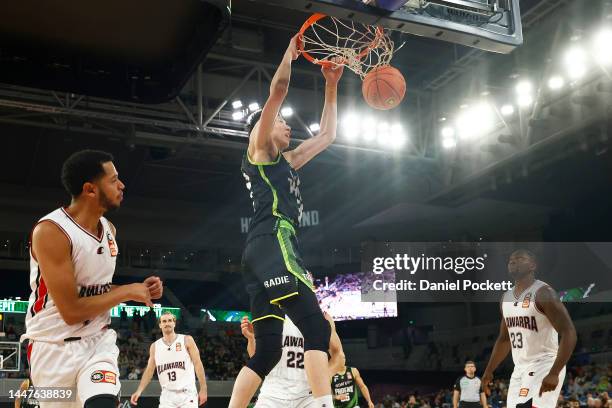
[246,318,283,379]
[297,312,331,352]
[84,394,118,408]
[280,281,331,353]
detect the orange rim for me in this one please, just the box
[297,13,384,68]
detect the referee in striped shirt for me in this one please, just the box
[453,361,488,408]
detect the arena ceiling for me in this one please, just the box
[1,0,611,229]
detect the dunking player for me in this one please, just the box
[22,150,163,408]
[131,312,207,407]
[231,33,344,408]
[241,312,345,408]
[331,363,375,408]
[482,250,577,408]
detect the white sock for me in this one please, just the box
[314,395,334,408]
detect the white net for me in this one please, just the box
[299,14,396,79]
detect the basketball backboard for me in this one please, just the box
[0,342,21,372]
[256,0,522,53]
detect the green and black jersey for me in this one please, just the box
[241,151,304,238]
[332,367,360,408]
[19,380,40,408]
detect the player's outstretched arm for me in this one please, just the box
[186,335,208,406]
[535,285,577,396]
[353,367,375,408]
[241,316,256,358]
[482,306,511,394]
[32,222,153,325]
[249,34,300,160]
[284,61,344,170]
[131,343,157,406]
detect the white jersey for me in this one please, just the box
[155,334,196,391]
[502,280,559,368]
[259,317,310,399]
[23,208,117,343]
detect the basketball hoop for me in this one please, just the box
[297,13,396,79]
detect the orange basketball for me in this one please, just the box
[362,65,406,110]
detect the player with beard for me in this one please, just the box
[482,249,576,408]
[22,150,163,408]
[131,312,207,407]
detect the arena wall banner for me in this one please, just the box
[361,242,612,303]
[240,210,320,233]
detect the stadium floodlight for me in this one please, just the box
[564,46,588,79]
[342,113,360,139]
[389,123,406,148]
[309,123,320,132]
[515,80,533,95]
[232,100,243,109]
[377,121,390,133]
[377,131,391,146]
[500,104,515,116]
[456,102,495,139]
[232,111,245,121]
[391,123,403,136]
[442,137,457,149]
[390,133,407,148]
[517,94,533,108]
[280,106,294,117]
[593,28,612,66]
[248,102,260,112]
[548,75,565,90]
[441,126,455,138]
[362,117,377,142]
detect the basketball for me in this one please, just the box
[362,65,406,110]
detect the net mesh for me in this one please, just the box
[300,15,396,79]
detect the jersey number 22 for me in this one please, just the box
[287,351,304,369]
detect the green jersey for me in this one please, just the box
[241,151,304,237]
[332,367,360,408]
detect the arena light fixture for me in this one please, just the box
[248,102,260,112]
[342,113,360,139]
[515,80,533,96]
[232,111,245,121]
[388,123,406,149]
[232,100,243,109]
[517,94,534,108]
[377,121,390,134]
[456,102,495,139]
[548,75,565,90]
[564,46,588,80]
[391,133,407,148]
[442,137,457,149]
[593,28,612,66]
[377,130,391,146]
[441,126,455,138]
[280,106,294,117]
[309,123,320,132]
[392,129,407,148]
[500,104,515,116]
[362,117,377,142]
